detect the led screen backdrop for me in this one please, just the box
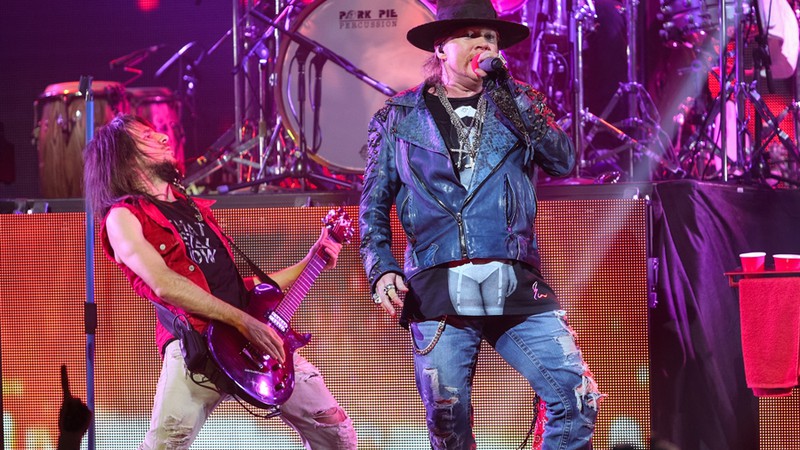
[2,200,651,449]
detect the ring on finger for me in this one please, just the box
[383,284,396,295]
[372,293,382,304]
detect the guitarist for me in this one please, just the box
[84,114,358,449]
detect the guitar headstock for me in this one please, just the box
[322,207,354,244]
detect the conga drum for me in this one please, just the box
[127,87,186,170]
[34,81,128,198]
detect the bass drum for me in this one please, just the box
[275,0,435,173]
[425,0,525,14]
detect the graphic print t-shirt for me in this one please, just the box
[402,261,559,325]
[153,199,247,309]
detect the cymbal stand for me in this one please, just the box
[216,8,395,193]
[569,0,596,177]
[528,0,570,117]
[182,0,296,190]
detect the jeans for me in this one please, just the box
[139,340,358,449]
[410,311,603,450]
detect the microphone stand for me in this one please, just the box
[311,52,326,157]
[79,75,97,450]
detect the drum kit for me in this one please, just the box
[179,0,616,193]
[35,0,795,197]
[659,0,800,186]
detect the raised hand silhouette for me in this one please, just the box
[57,365,91,450]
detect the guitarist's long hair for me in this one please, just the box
[84,114,165,219]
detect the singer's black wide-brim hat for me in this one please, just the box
[407,0,530,52]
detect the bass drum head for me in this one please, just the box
[276,0,435,173]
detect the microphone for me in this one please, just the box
[478,57,508,75]
[109,44,164,69]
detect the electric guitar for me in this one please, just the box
[206,208,353,409]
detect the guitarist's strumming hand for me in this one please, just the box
[205,208,354,408]
[236,313,286,363]
[234,227,341,364]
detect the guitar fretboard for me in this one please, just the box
[273,247,329,321]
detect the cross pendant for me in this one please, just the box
[451,146,474,170]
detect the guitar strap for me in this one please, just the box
[224,235,279,288]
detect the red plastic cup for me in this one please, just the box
[773,254,800,271]
[739,252,766,272]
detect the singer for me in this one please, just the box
[359,0,604,449]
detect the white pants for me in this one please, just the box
[139,340,357,449]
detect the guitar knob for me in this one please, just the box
[275,382,285,390]
[271,363,282,371]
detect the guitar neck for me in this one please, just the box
[274,250,328,320]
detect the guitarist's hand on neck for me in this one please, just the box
[268,227,344,291]
[307,227,343,271]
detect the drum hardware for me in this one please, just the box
[741,87,800,185]
[180,1,295,190]
[675,0,800,185]
[582,108,683,178]
[109,44,164,86]
[155,41,201,79]
[155,40,203,121]
[559,0,678,181]
[182,127,238,186]
[565,0,596,178]
[213,6,398,193]
[582,80,682,179]
[189,0,434,191]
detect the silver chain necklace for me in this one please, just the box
[436,84,488,170]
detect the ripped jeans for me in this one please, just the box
[410,311,603,450]
[139,340,358,450]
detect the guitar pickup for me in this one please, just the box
[268,312,289,333]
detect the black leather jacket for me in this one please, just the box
[359,81,574,289]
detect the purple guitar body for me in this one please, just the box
[206,208,352,408]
